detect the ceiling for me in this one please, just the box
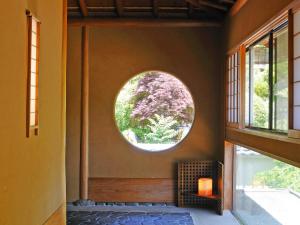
[68,0,237,22]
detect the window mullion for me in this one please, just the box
[269,32,274,130]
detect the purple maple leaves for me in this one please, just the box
[131,71,194,124]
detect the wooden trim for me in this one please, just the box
[68,18,221,27]
[239,45,246,129]
[43,203,66,225]
[61,0,67,148]
[224,141,234,210]
[229,0,247,16]
[227,9,289,54]
[288,129,300,138]
[88,178,176,203]
[244,12,288,48]
[289,9,294,130]
[198,0,227,11]
[225,127,300,167]
[80,26,89,200]
[152,0,159,18]
[77,0,88,17]
[115,0,124,17]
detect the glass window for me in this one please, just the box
[245,23,288,132]
[273,28,289,131]
[233,146,300,225]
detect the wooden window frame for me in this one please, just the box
[26,11,40,137]
[245,22,289,133]
[226,11,295,134]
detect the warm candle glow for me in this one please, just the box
[198,178,213,196]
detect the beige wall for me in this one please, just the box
[0,1,66,225]
[225,0,294,51]
[66,26,223,201]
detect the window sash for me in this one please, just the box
[245,22,288,133]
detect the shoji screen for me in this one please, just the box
[226,51,240,127]
[293,9,300,130]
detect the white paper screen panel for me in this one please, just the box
[294,35,300,58]
[294,11,300,130]
[294,10,300,34]
[294,58,300,82]
[294,107,300,129]
[294,83,300,105]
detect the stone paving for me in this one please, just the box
[67,211,194,225]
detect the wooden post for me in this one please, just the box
[80,26,89,200]
[224,141,234,210]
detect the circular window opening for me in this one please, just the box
[115,71,195,152]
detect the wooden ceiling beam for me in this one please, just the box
[152,0,159,18]
[77,0,88,17]
[187,3,195,18]
[219,0,235,4]
[115,0,124,17]
[68,18,221,28]
[230,0,247,16]
[185,0,227,11]
[198,0,227,11]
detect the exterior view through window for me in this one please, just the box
[233,146,300,225]
[245,22,288,132]
[115,71,195,152]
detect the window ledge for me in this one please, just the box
[226,127,300,145]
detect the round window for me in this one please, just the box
[115,71,195,152]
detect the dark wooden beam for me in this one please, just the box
[152,0,159,18]
[230,0,248,16]
[185,0,198,7]
[115,0,124,17]
[187,2,194,18]
[220,0,235,4]
[77,0,88,17]
[68,18,221,27]
[198,0,227,11]
[186,0,227,11]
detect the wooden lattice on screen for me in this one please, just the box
[178,160,223,215]
[226,51,240,128]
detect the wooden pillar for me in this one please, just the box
[80,26,89,200]
[224,141,234,210]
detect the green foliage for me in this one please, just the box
[115,103,132,132]
[254,160,300,192]
[115,74,144,132]
[252,68,269,128]
[254,69,269,100]
[253,96,268,128]
[145,114,179,144]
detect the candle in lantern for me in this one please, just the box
[198,178,213,196]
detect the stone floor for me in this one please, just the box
[67,205,241,225]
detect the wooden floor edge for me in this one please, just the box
[43,203,66,225]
